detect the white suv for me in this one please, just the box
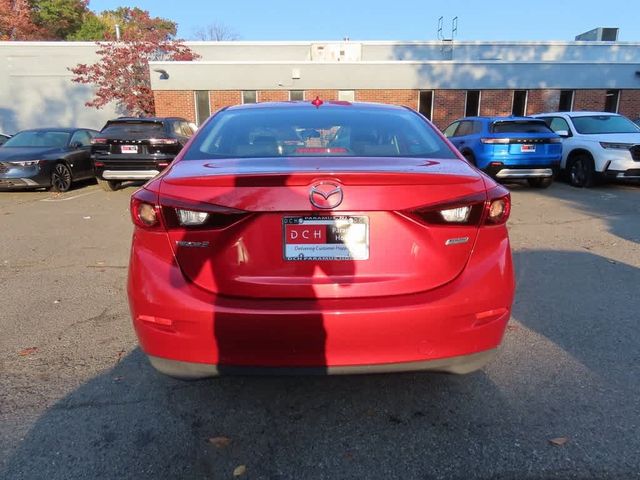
[532,112,640,187]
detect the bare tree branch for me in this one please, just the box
[192,22,239,41]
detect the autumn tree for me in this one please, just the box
[70,7,199,116]
[0,0,46,40]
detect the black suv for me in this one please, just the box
[91,117,194,191]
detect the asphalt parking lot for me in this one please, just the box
[0,179,639,480]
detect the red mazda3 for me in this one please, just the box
[128,100,514,378]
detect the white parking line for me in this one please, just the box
[40,189,101,202]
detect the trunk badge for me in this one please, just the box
[445,237,469,246]
[176,240,210,248]
[309,181,343,209]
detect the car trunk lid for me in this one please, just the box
[158,157,487,299]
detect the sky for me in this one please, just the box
[89,0,640,42]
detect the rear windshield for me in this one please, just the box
[570,115,640,134]
[3,130,70,148]
[101,121,165,136]
[182,107,457,160]
[491,120,552,134]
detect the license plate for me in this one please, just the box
[283,216,369,261]
[521,144,536,152]
[121,145,138,154]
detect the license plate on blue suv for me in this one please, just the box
[521,145,536,152]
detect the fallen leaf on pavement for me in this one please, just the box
[19,347,38,356]
[115,349,126,363]
[548,437,569,446]
[233,465,247,477]
[208,436,231,448]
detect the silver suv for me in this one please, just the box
[532,112,640,187]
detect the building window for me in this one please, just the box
[465,90,480,117]
[242,90,257,104]
[512,90,528,116]
[289,90,304,101]
[604,90,620,113]
[418,91,433,120]
[558,90,574,111]
[194,91,210,125]
[338,90,355,102]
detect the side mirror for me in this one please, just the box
[555,130,570,138]
[69,141,83,149]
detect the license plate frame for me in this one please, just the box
[521,144,536,153]
[282,215,369,261]
[121,145,139,154]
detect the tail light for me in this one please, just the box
[149,138,178,145]
[481,138,510,144]
[483,185,511,225]
[90,138,107,145]
[408,186,510,227]
[130,190,248,230]
[409,192,486,226]
[130,188,162,230]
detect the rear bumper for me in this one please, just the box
[484,163,560,179]
[102,170,159,180]
[148,349,498,379]
[128,227,514,376]
[93,154,173,181]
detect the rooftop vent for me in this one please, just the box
[575,27,619,41]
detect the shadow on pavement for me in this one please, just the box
[3,348,515,480]
[4,248,640,479]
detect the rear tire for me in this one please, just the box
[98,179,120,191]
[527,177,553,188]
[462,151,476,166]
[567,154,596,188]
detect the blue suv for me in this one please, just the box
[443,116,563,188]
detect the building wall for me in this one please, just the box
[432,90,466,128]
[153,91,196,122]
[0,42,119,134]
[618,90,640,119]
[158,88,640,130]
[573,89,608,111]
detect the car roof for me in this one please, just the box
[15,128,93,133]
[534,111,621,117]
[224,101,408,112]
[109,117,188,122]
[457,116,544,123]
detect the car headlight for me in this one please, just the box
[9,160,41,167]
[600,142,632,150]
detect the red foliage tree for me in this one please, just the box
[0,0,46,40]
[70,8,199,116]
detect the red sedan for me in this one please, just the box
[128,100,514,378]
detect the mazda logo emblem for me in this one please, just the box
[309,181,343,209]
